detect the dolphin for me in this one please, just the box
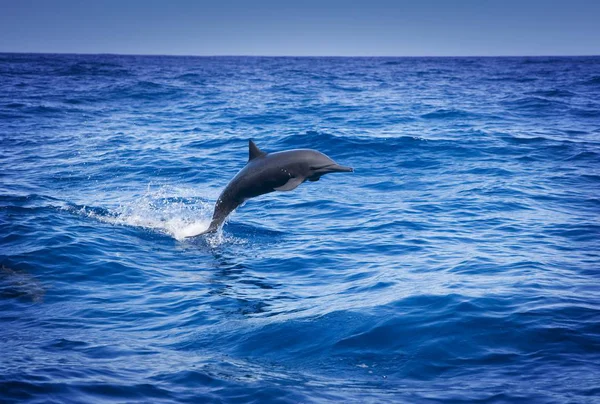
[195,140,353,235]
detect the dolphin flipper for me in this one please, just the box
[274,177,304,191]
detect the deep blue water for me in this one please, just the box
[1,53,600,403]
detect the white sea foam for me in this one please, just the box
[72,185,215,241]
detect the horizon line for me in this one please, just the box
[1,51,599,58]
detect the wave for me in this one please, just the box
[501,96,567,111]
[420,108,477,120]
[4,102,26,109]
[580,76,600,86]
[527,89,576,98]
[275,130,426,154]
[0,193,62,208]
[564,151,600,162]
[108,80,187,101]
[55,61,132,77]
[569,107,600,118]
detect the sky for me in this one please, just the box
[1,0,599,56]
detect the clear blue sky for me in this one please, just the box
[1,0,598,56]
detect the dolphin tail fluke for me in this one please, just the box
[201,222,220,235]
[198,227,218,236]
[184,222,219,238]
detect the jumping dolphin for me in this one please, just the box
[195,140,353,235]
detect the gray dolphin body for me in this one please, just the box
[198,140,353,235]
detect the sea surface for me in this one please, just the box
[1,54,599,403]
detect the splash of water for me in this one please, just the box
[74,185,215,241]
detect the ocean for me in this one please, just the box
[1,53,599,403]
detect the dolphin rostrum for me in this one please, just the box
[196,140,353,235]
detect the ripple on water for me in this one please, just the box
[1,54,600,403]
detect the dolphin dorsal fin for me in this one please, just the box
[249,140,267,161]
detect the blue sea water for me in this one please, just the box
[1,53,600,403]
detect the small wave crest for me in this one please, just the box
[581,75,600,86]
[420,108,475,120]
[500,96,566,112]
[55,61,131,77]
